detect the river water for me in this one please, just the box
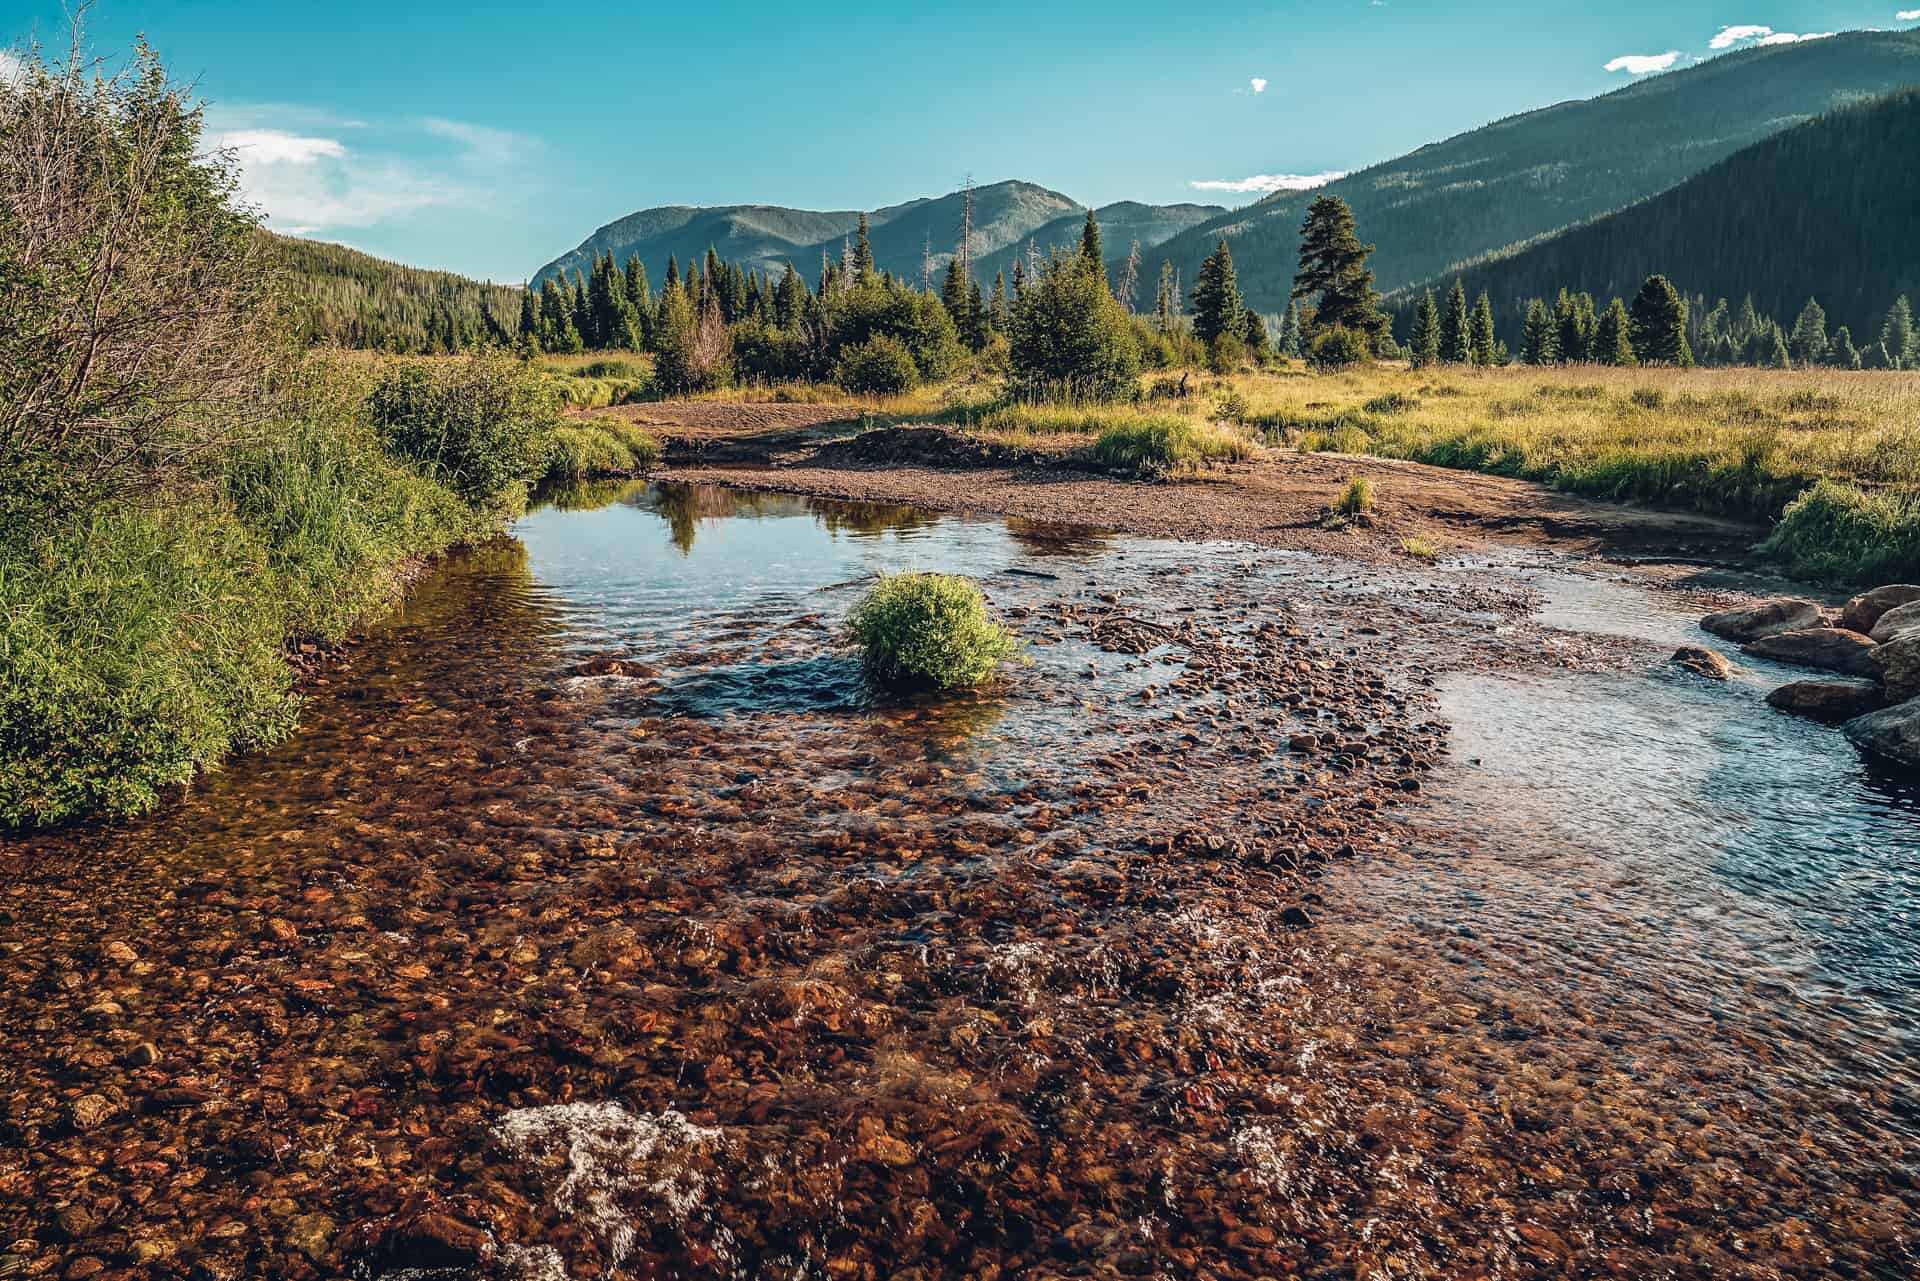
[1,481,1913,1280]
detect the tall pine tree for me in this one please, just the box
[1628,274,1691,366]
[1408,290,1441,368]
[1079,210,1106,289]
[1469,291,1497,365]
[1191,240,1243,346]
[1439,280,1470,363]
[1291,195,1388,343]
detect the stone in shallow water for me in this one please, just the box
[1843,696,1920,766]
[1699,597,1823,643]
[1743,627,1878,677]
[1669,647,1732,680]
[1838,583,1920,634]
[1766,681,1885,723]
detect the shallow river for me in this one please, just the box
[1,481,1914,1280]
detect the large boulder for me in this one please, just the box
[1869,632,1920,702]
[1766,680,1885,723]
[1839,584,1920,634]
[1699,597,1823,643]
[1843,697,1920,768]
[1868,599,1920,643]
[1742,627,1878,677]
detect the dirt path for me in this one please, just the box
[601,400,1764,566]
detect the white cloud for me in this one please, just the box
[1900,10,1920,21]
[217,128,346,166]
[421,117,531,165]
[1604,51,1680,74]
[1249,77,1268,94]
[1190,171,1346,194]
[0,49,24,83]
[1756,30,1833,44]
[1710,24,1774,48]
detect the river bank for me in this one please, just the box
[2,479,1913,1280]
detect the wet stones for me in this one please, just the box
[1669,647,1732,680]
[1742,627,1878,678]
[1699,597,1823,642]
[1838,583,1920,634]
[1870,632,1920,703]
[1842,697,1920,767]
[1869,599,1920,643]
[1765,681,1885,723]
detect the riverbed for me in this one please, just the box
[1,481,1913,1280]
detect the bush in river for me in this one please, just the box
[846,573,1022,691]
[543,419,661,482]
[370,353,560,507]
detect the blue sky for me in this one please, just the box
[4,1,1916,281]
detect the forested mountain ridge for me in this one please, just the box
[1389,88,1920,348]
[530,182,1221,292]
[1149,28,1920,313]
[269,234,522,352]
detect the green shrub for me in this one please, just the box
[1207,333,1247,375]
[1629,387,1666,410]
[846,573,1022,691]
[835,335,921,395]
[1090,416,1253,476]
[829,283,964,383]
[1761,479,1920,583]
[1337,477,1375,515]
[543,420,662,482]
[1009,259,1141,401]
[1362,392,1417,415]
[369,353,559,506]
[1309,327,1371,370]
[579,357,643,380]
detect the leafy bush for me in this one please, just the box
[1363,392,1417,415]
[829,283,964,383]
[369,353,559,506]
[1309,327,1371,370]
[1336,477,1375,515]
[835,335,921,395]
[1207,333,1246,374]
[1090,416,1254,476]
[1761,479,1920,583]
[846,573,1022,691]
[1009,259,1141,401]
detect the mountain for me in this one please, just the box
[529,181,1220,292]
[270,234,521,352]
[1392,89,1920,346]
[1149,28,1920,313]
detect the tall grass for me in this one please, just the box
[543,419,662,482]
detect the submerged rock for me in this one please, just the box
[1838,584,1920,634]
[1868,599,1920,643]
[1869,633,1920,702]
[1766,681,1885,723]
[1669,647,1732,680]
[1742,627,1878,677]
[1699,597,1822,643]
[1843,697,1920,766]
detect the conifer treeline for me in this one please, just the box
[270,234,521,353]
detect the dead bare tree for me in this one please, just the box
[0,12,281,517]
[1118,240,1141,315]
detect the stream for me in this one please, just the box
[1,480,1913,1280]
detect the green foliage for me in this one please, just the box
[273,235,519,352]
[1336,477,1374,515]
[832,282,964,382]
[835,335,921,394]
[1470,292,1498,365]
[369,353,560,506]
[543,420,661,482]
[1207,332,1247,374]
[1192,239,1243,345]
[1089,416,1253,475]
[1309,326,1372,370]
[1761,479,1920,583]
[1628,275,1692,366]
[1292,195,1388,342]
[1594,298,1637,365]
[1009,257,1141,401]
[846,572,1021,691]
[1440,280,1471,363]
[1409,290,1442,368]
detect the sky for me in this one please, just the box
[3,1,1917,281]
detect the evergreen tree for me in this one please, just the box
[965,279,988,350]
[1521,298,1556,365]
[1192,240,1243,346]
[1829,325,1861,370]
[517,289,541,351]
[1080,209,1106,288]
[1469,291,1497,365]
[1553,290,1595,363]
[1407,290,1441,368]
[1594,297,1635,365]
[1291,194,1388,343]
[989,272,1009,333]
[1766,327,1792,369]
[1279,298,1304,359]
[1789,297,1829,366]
[1882,296,1915,370]
[625,255,650,312]
[1011,259,1027,299]
[1439,280,1470,363]
[774,262,806,329]
[853,213,876,284]
[1628,274,1691,366]
[1242,309,1270,358]
[663,256,680,300]
[1153,260,1175,334]
[941,257,969,321]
